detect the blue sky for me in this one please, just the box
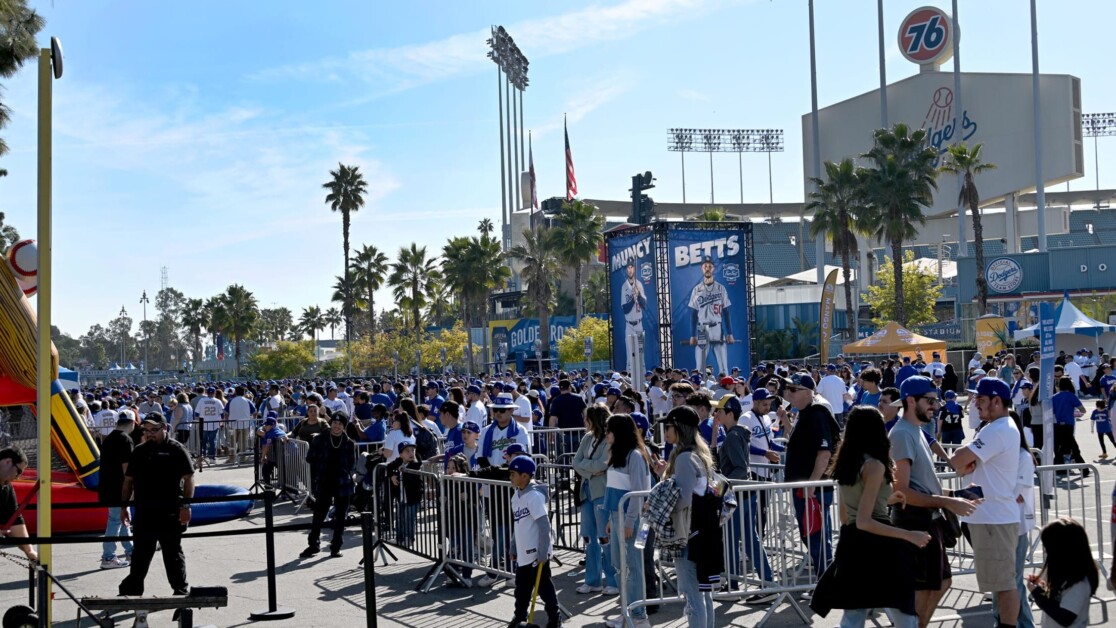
[2,0,1113,336]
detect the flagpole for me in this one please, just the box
[564,114,570,200]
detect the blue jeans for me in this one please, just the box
[581,496,617,588]
[202,430,218,458]
[102,506,133,561]
[610,510,646,620]
[992,532,1035,628]
[792,488,834,573]
[676,550,715,628]
[396,502,418,545]
[729,493,773,582]
[839,608,918,628]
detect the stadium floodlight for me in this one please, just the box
[1083,113,1116,202]
[667,128,784,204]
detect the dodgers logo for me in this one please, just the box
[723,263,740,284]
[986,258,1023,293]
[640,262,653,284]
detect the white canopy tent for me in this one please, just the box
[1013,292,1116,355]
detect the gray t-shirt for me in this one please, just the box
[889,418,942,497]
[1041,580,1091,628]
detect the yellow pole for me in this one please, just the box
[36,46,54,623]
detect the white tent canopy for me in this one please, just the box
[783,265,857,285]
[1013,292,1116,355]
[905,257,957,280]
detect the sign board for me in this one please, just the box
[975,315,1007,357]
[898,6,955,68]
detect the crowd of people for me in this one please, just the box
[6,346,1114,627]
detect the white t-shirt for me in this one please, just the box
[967,395,982,430]
[268,394,283,414]
[382,429,416,465]
[1016,446,1036,536]
[95,409,118,437]
[1063,361,1084,392]
[465,400,488,429]
[323,397,347,415]
[1039,579,1091,628]
[961,415,1021,525]
[195,397,224,429]
[816,375,847,413]
[513,395,532,421]
[968,357,983,371]
[227,396,254,423]
[511,484,552,568]
[649,386,671,417]
[924,361,946,375]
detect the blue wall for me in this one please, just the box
[957,244,1116,302]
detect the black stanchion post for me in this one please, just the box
[249,490,295,621]
[362,512,377,628]
[250,429,263,492]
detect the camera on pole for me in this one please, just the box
[629,171,655,225]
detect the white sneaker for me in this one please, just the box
[632,619,653,628]
[100,557,129,570]
[575,584,602,594]
[604,616,625,628]
[475,574,500,588]
[602,585,620,595]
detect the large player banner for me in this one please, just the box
[608,231,660,374]
[668,228,750,374]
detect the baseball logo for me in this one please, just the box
[986,258,1023,294]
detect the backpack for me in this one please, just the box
[412,421,439,461]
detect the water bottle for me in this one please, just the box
[633,518,651,550]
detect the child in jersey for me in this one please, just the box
[508,456,561,628]
[937,390,966,445]
[1092,399,1114,459]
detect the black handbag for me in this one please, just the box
[938,509,961,548]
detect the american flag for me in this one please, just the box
[565,117,577,200]
[529,133,538,211]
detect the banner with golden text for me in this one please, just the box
[819,268,839,363]
[975,315,1007,357]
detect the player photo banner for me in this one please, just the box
[667,228,750,374]
[607,231,660,374]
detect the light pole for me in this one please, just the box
[392,350,399,381]
[119,305,128,365]
[584,336,593,376]
[35,35,63,623]
[1082,113,1116,207]
[533,338,542,377]
[487,26,530,251]
[668,128,785,209]
[140,290,149,382]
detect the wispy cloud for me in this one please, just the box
[678,89,710,101]
[250,0,737,97]
[532,74,633,137]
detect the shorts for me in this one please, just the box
[911,517,951,591]
[969,523,1018,592]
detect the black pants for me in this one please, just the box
[1054,424,1085,465]
[1099,431,1116,455]
[513,561,559,624]
[308,493,350,551]
[119,510,188,596]
[262,460,277,483]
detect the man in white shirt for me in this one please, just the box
[478,393,531,468]
[464,384,488,429]
[1063,358,1084,394]
[266,384,284,417]
[816,364,848,424]
[137,391,163,418]
[924,352,946,376]
[968,352,984,372]
[225,386,255,464]
[740,389,782,473]
[948,378,1021,628]
[510,384,533,425]
[323,387,347,415]
[92,401,119,443]
[194,387,224,462]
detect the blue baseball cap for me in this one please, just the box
[505,443,527,456]
[398,441,416,454]
[466,384,482,395]
[508,456,537,475]
[893,376,936,406]
[263,417,277,426]
[944,390,957,399]
[606,387,621,397]
[969,377,1012,403]
[631,412,650,433]
[461,421,481,434]
[752,388,771,401]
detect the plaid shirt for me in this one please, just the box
[644,478,688,562]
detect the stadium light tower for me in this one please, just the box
[667,128,695,203]
[668,128,784,206]
[1082,113,1116,206]
[487,27,529,252]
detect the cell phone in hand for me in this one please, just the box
[951,485,984,501]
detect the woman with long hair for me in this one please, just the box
[942,363,959,395]
[572,404,616,594]
[811,406,929,628]
[1026,518,1099,627]
[655,406,720,628]
[381,411,415,464]
[603,414,653,628]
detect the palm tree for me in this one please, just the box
[218,284,259,375]
[351,244,388,336]
[322,163,368,349]
[859,123,939,326]
[203,296,227,357]
[583,270,609,315]
[299,306,325,355]
[424,278,453,328]
[330,275,359,330]
[389,243,441,336]
[807,158,867,338]
[694,207,727,221]
[442,234,508,373]
[323,307,342,340]
[509,228,562,354]
[553,199,604,322]
[478,218,495,238]
[180,298,207,367]
[940,142,997,316]
[0,212,19,254]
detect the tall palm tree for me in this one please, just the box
[330,275,359,328]
[478,218,495,238]
[203,296,227,358]
[351,243,389,336]
[180,298,207,367]
[323,307,342,340]
[443,234,508,373]
[218,284,259,375]
[299,305,325,354]
[389,243,441,336]
[322,163,368,349]
[859,123,939,326]
[941,142,997,316]
[583,270,609,315]
[694,207,726,221]
[553,199,604,322]
[807,158,867,338]
[509,228,562,354]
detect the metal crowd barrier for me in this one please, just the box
[531,427,586,463]
[536,463,583,552]
[275,438,311,509]
[370,463,455,591]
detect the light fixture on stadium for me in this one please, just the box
[1082,113,1116,137]
[667,128,784,153]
